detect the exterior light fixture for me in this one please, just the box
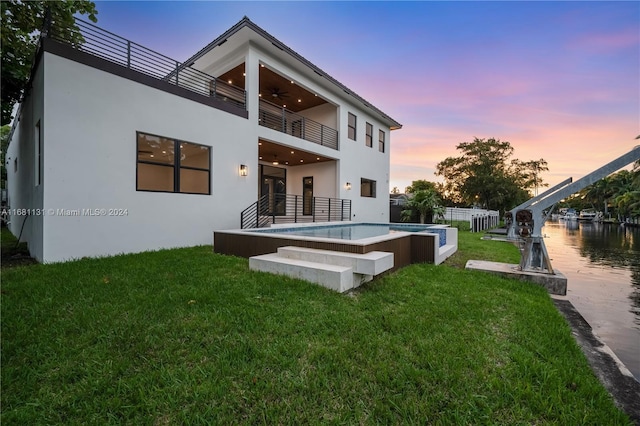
[239,164,248,177]
[272,156,279,165]
[346,182,352,190]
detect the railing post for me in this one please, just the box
[281,106,286,133]
[312,198,316,223]
[241,210,244,229]
[175,61,179,85]
[294,195,298,224]
[341,199,344,221]
[256,199,260,229]
[320,125,324,146]
[211,78,217,98]
[42,7,53,38]
[328,199,331,222]
[127,41,131,69]
[302,117,306,141]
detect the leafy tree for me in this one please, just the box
[435,138,543,213]
[579,169,640,220]
[1,0,98,124]
[581,176,615,215]
[401,188,444,224]
[405,179,437,194]
[511,158,549,196]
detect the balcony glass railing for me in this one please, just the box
[258,99,338,150]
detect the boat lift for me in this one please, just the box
[505,145,640,275]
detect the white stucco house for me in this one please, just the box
[6,16,402,263]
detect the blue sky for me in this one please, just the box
[91,1,639,190]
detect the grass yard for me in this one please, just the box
[1,230,632,424]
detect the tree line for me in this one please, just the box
[395,137,639,223]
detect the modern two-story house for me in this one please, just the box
[6,16,401,263]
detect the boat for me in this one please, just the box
[578,208,600,221]
[560,208,578,221]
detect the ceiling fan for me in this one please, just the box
[268,87,289,100]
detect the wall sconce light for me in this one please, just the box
[239,164,248,177]
[345,182,352,190]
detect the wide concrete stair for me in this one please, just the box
[249,246,394,293]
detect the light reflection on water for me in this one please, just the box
[543,221,639,380]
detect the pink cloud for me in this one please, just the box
[570,27,639,52]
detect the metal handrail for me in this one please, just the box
[46,18,246,109]
[258,98,339,150]
[241,193,351,229]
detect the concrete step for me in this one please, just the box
[249,253,354,293]
[276,246,394,276]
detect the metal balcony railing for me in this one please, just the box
[241,194,351,229]
[45,18,246,109]
[258,99,339,150]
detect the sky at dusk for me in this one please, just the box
[91,1,639,192]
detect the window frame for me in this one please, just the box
[378,129,385,153]
[348,112,357,141]
[360,178,377,198]
[365,122,373,148]
[136,131,211,195]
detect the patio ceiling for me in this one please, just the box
[217,63,329,113]
[258,139,333,167]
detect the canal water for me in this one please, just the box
[542,220,639,380]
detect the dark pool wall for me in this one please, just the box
[213,231,437,271]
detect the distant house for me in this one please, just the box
[6,16,401,262]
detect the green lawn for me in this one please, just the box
[1,230,632,424]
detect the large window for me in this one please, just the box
[348,112,357,141]
[365,122,373,148]
[379,130,385,153]
[361,178,376,198]
[136,132,211,194]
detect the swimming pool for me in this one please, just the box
[255,223,447,246]
[213,222,458,270]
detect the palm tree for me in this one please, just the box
[582,176,615,217]
[401,189,445,224]
[608,170,637,221]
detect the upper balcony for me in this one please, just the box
[258,98,338,150]
[217,63,339,151]
[43,18,247,113]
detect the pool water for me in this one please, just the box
[256,223,447,246]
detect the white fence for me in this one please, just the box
[443,207,501,232]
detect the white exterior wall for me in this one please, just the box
[337,104,391,223]
[287,161,337,198]
[6,60,45,260]
[297,103,338,130]
[38,53,256,262]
